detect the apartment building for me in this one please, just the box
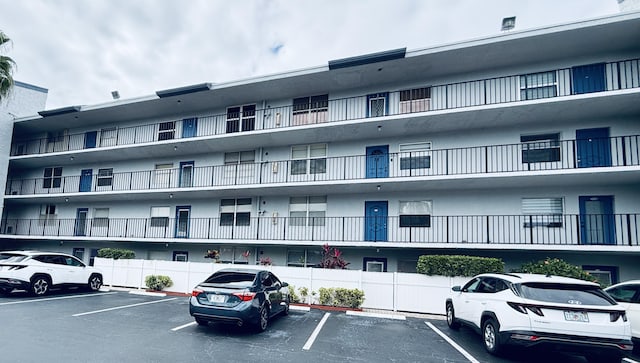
[1,12,639,284]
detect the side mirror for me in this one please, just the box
[451,285,461,292]
[282,282,289,288]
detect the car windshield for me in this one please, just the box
[203,271,256,287]
[518,282,615,306]
[0,253,28,263]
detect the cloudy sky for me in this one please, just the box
[0,0,622,110]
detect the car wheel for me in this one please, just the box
[31,275,51,296]
[256,305,269,332]
[282,298,290,316]
[195,317,208,326]
[446,302,460,329]
[482,318,502,355]
[88,274,103,292]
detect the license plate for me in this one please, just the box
[564,311,589,322]
[208,294,226,303]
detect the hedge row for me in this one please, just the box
[416,255,504,277]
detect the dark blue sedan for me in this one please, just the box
[189,268,290,332]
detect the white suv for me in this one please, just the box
[446,273,633,363]
[0,251,103,296]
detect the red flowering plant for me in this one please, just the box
[318,244,349,269]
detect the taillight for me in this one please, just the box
[191,289,204,297]
[610,311,627,322]
[507,302,544,316]
[232,291,256,301]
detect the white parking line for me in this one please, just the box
[425,322,480,363]
[0,292,117,306]
[303,312,330,351]
[624,358,640,363]
[72,297,178,316]
[171,321,197,331]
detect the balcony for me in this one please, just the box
[6,135,640,197]
[10,58,640,157]
[1,214,638,246]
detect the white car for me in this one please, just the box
[446,273,633,363]
[0,251,103,296]
[605,280,640,346]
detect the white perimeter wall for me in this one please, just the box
[95,257,468,315]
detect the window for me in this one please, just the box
[399,142,431,170]
[100,128,117,147]
[173,251,189,262]
[43,167,62,188]
[158,121,176,141]
[150,206,170,227]
[522,198,563,227]
[363,257,387,272]
[224,151,255,165]
[73,248,85,261]
[367,93,388,117]
[154,163,173,188]
[39,204,57,226]
[293,94,328,125]
[289,196,327,226]
[399,201,432,227]
[226,105,256,133]
[217,247,249,264]
[399,87,431,113]
[583,265,619,286]
[521,133,561,163]
[520,71,557,100]
[291,144,327,175]
[286,249,322,267]
[97,168,113,187]
[93,208,109,227]
[220,198,252,226]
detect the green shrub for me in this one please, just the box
[514,257,598,284]
[145,275,173,291]
[97,248,135,260]
[288,284,300,303]
[416,255,504,277]
[318,287,364,308]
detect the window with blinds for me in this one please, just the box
[220,198,252,226]
[522,198,563,227]
[289,196,327,226]
[399,200,432,227]
[150,206,170,227]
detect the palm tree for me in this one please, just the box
[0,31,16,101]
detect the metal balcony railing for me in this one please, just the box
[1,214,638,246]
[10,58,640,156]
[6,135,640,196]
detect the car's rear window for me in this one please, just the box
[204,272,256,286]
[518,282,615,306]
[0,253,28,263]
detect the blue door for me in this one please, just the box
[79,169,93,192]
[579,196,615,245]
[84,131,97,148]
[179,161,194,187]
[75,208,88,236]
[175,206,191,238]
[366,145,389,178]
[367,93,388,117]
[576,128,611,168]
[182,118,198,138]
[572,63,606,95]
[365,201,388,242]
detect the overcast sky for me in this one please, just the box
[0,0,622,110]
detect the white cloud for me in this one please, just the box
[0,0,620,110]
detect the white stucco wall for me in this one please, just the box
[0,81,47,218]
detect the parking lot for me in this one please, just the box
[1,289,638,363]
